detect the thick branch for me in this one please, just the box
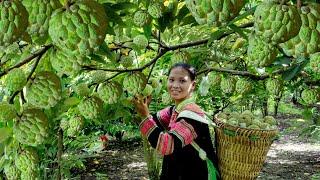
[0,45,52,78]
[199,66,290,80]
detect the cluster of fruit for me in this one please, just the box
[217,110,278,130]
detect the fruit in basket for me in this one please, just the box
[264,116,277,125]
[220,110,278,130]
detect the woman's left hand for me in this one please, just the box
[132,94,152,118]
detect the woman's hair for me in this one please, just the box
[168,63,197,81]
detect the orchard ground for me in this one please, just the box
[71,106,320,180]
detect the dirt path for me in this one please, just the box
[75,115,320,180]
[76,133,320,180]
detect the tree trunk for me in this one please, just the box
[57,129,63,180]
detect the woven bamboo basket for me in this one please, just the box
[214,115,279,180]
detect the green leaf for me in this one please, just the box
[110,2,137,11]
[176,5,190,23]
[179,15,197,26]
[228,24,248,40]
[64,97,80,107]
[143,24,152,39]
[90,54,107,64]
[273,56,292,65]
[208,28,227,46]
[249,135,260,141]
[228,6,257,25]
[302,108,313,120]
[282,61,308,81]
[0,127,12,143]
[223,129,236,137]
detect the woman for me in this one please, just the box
[133,63,219,180]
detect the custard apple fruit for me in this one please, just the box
[14,108,49,146]
[97,81,123,104]
[25,71,62,109]
[49,0,107,56]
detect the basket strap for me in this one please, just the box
[177,110,216,127]
[177,110,219,179]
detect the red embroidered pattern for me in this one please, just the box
[183,104,204,116]
[157,107,171,129]
[170,120,197,147]
[156,132,174,155]
[140,117,157,138]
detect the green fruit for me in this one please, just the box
[280,3,320,58]
[0,0,29,48]
[239,114,253,126]
[97,81,123,104]
[264,116,277,126]
[78,96,103,120]
[60,117,69,131]
[0,101,16,122]
[133,10,151,27]
[247,34,278,67]
[235,78,252,94]
[220,76,236,94]
[208,72,222,87]
[149,78,160,89]
[50,48,87,76]
[15,148,39,178]
[309,52,320,74]
[22,0,62,44]
[248,124,260,129]
[123,72,147,95]
[14,108,49,146]
[301,88,319,105]
[72,83,90,97]
[4,68,27,93]
[254,1,301,44]
[148,2,164,18]
[25,71,62,109]
[49,0,107,56]
[185,0,245,26]
[161,92,172,105]
[241,110,254,118]
[4,164,21,180]
[67,115,84,137]
[266,78,283,96]
[171,50,191,64]
[142,84,153,96]
[119,54,134,68]
[133,35,148,49]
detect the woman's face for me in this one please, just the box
[167,67,195,105]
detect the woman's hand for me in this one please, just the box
[132,94,152,118]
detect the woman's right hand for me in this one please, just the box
[132,94,152,118]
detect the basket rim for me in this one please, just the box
[214,114,279,137]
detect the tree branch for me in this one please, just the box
[0,45,52,78]
[9,53,45,104]
[198,66,290,80]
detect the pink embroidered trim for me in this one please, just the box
[139,117,157,138]
[170,120,197,147]
[183,104,204,116]
[157,107,171,129]
[156,132,174,155]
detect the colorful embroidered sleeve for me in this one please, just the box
[139,117,198,155]
[169,119,197,147]
[156,106,172,129]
